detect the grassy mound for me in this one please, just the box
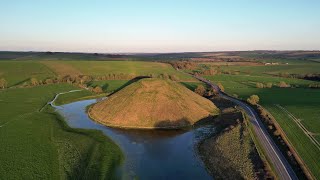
[89,78,219,129]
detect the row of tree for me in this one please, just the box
[309,83,320,88]
[256,81,291,88]
[256,82,273,88]
[278,72,320,80]
[194,83,224,97]
[169,61,197,70]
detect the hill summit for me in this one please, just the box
[88,78,219,129]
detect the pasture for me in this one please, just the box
[200,61,320,76]
[221,61,320,75]
[0,61,55,87]
[0,60,196,88]
[204,74,320,178]
[45,60,194,80]
[0,84,122,179]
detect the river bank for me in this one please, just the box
[198,97,274,179]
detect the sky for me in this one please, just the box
[0,0,320,53]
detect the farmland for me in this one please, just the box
[0,84,122,179]
[201,61,320,76]
[203,73,320,178]
[0,61,55,87]
[0,51,319,179]
[0,60,195,88]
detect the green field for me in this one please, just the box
[89,80,131,93]
[0,61,55,86]
[204,74,320,178]
[45,60,194,80]
[200,61,320,76]
[53,90,104,106]
[0,60,195,88]
[0,84,122,179]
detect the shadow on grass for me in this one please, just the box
[109,76,151,95]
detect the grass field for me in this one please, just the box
[0,61,55,86]
[0,60,195,87]
[44,60,194,80]
[204,74,320,178]
[0,84,122,179]
[53,90,106,106]
[216,61,320,75]
[89,80,131,93]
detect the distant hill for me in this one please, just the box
[88,78,219,129]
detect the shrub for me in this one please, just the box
[194,85,206,96]
[279,81,290,88]
[30,78,39,86]
[45,78,54,84]
[169,75,179,81]
[0,78,7,89]
[256,82,265,88]
[309,83,320,88]
[217,83,225,92]
[93,86,103,93]
[266,82,273,88]
[207,87,219,96]
[247,95,259,105]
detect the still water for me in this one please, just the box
[56,98,215,180]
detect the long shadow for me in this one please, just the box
[10,78,30,87]
[108,76,151,96]
[180,82,195,90]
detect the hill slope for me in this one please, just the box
[89,78,219,128]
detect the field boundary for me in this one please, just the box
[259,105,315,180]
[274,104,320,151]
[241,110,278,179]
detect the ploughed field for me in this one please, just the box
[204,73,320,178]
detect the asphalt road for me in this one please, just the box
[194,75,298,180]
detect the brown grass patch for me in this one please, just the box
[88,78,219,129]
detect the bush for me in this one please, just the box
[217,83,225,92]
[266,82,273,88]
[92,86,103,93]
[207,87,219,96]
[309,83,320,88]
[169,75,179,81]
[247,95,260,105]
[256,82,265,88]
[30,78,39,86]
[0,78,7,89]
[279,81,290,88]
[194,85,206,96]
[45,78,54,84]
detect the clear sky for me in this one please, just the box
[0,0,319,53]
